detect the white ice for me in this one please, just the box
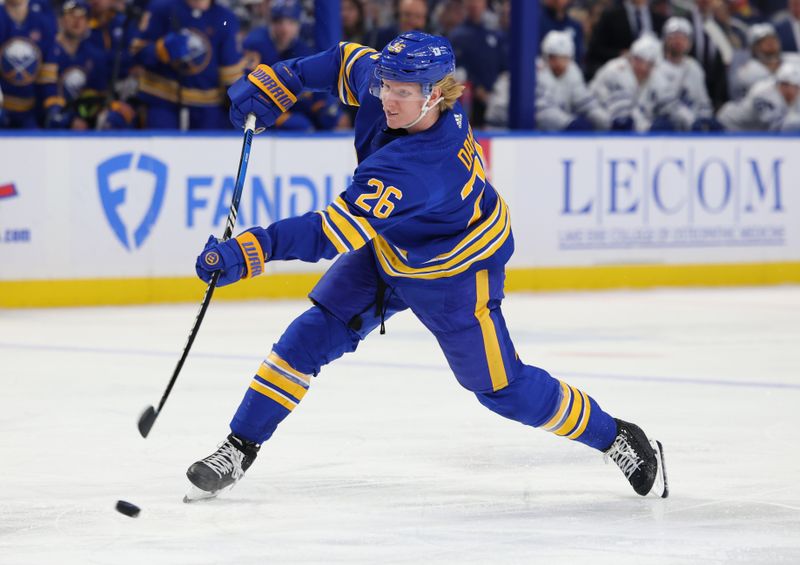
[2,287,799,564]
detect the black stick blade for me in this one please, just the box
[138,406,157,438]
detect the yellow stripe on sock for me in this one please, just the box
[554,386,584,436]
[567,390,592,440]
[542,381,571,431]
[267,352,311,385]
[249,379,297,411]
[257,363,308,401]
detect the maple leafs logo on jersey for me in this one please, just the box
[454,113,463,128]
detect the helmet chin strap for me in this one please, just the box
[399,94,442,130]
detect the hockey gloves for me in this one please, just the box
[228,62,302,131]
[156,31,191,63]
[196,232,266,287]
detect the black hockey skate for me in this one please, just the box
[184,434,260,503]
[604,419,669,498]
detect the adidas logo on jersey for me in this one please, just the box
[454,113,463,128]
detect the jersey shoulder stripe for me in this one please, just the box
[337,42,377,107]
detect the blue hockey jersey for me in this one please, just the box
[130,0,243,107]
[244,42,513,281]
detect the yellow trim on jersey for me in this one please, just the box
[567,390,592,440]
[129,38,149,55]
[316,211,349,253]
[542,381,571,431]
[37,63,58,84]
[219,60,245,85]
[468,189,484,227]
[333,196,377,240]
[337,42,376,107]
[44,96,66,109]
[257,363,308,401]
[267,352,311,385]
[372,197,510,279]
[325,204,368,250]
[139,71,224,105]
[474,270,509,391]
[249,379,298,411]
[3,95,35,112]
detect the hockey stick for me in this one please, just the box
[137,113,257,438]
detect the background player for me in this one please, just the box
[184,32,668,503]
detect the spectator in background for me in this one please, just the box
[242,0,345,131]
[590,33,661,131]
[431,0,465,36]
[51,0,110,129]
[586,0,667,79]
[370,0,429,50]
[540,0,585,69]
[449,0,505,127]
[0,0,60,128]
[643,17,717,130]
[342,0,368,44]
[487,30,609,130]
[775,0,800,52]
[730,23,793,99]
[718,61,800,129]
[672,0,733,110]
[130,0,243,130]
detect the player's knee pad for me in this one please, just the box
[474,364,561,428]
[272,304,363,376]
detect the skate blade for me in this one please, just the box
[183,484,222,503]
[649,440,669,499]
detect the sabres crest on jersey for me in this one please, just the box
[173,28,212,76]
[1,38,43,86]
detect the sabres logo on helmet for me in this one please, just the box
[204,251,220,266]
[387,39,406,54]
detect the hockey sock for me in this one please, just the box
[230,351,311,444]
[539,380,617,451]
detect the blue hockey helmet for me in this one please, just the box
[371,31,456,97]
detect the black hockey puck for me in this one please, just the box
[115,500,141,518]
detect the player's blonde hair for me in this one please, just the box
[435,75,465,111]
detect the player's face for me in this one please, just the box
[664,33,690,57]
[756,36,781,71]
[631,56,654,83]
[186,0,212,11]
[272,18,300,50]
[547,54,570,77]
[379,79,427,128]
[779,81,799,105]
[62,9,88,38]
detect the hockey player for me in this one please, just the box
[717,61,800,131]
[129,0,243,129]
[51,0,110,129]
[589,33,661,131]
[241,0,344,131]
[642,17,716,131]
[184,32,669,502]
[485,30,609,129]
[0,0,61,128]
[730,23,800,100]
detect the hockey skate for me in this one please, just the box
[604,419,669,498]
[184,434,260,503]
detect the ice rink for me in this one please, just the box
[2,286,799,564]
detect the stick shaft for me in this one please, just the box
[139,114,257,436]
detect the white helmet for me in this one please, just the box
[776,62,800,86]
[748,23,777,46]
[630,34,661,63]
[662,17,693,39]
[541,30,575,59]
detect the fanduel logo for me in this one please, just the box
[97,153,167,250]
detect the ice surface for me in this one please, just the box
[2,287,799,564]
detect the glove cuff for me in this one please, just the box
[234,231,266,278]
[248,64,299,113]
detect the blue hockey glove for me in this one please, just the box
[565,115,594,131]
[45,105,70,129]
[157,31,191,63]
[228,62,301,131]
[611,116,634,131]
[195,232,266,286]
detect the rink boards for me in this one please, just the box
[1,132,798,306]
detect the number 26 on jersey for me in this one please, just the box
[355,178,403,219]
